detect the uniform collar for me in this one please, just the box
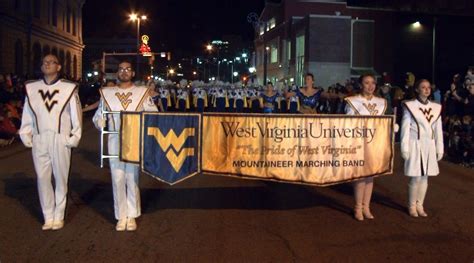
[416,96,429,105]
[42,76,60,86]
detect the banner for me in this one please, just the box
[120,113,394,186]
[202,114,394,186]
[121,112,201,185]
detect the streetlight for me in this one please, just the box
[206,44,213,52]
[129,13,147,80]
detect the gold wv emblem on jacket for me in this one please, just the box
[419,107,433,122]
[362,103,378,115]
[115,92,133,110]
[147,127,195,172]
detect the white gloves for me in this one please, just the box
[401,151,409,160]
[394,123,399,133]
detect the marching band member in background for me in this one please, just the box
[19,54,82,230]
[345,73,388,221]
[193,81,208,112]
[176,79,190,111]
[260,82,280,113]
[158,80,171,111]
[287,83,300,113]
[213,81,229,112]
[401,79,443,218]
[233,82,247,113]
[285,73,343,114]
[93,60,158,231]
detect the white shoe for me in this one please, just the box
[116,219,126,231]
[354,206,364,221]
[363,206,375,219]
[42,220,54,231]
[52,220,64,230]
[126,218,137,231]
[408,206,418,217]
[416,205,428,217]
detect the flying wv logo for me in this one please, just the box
[419,107,433,122]
[39,90,59,112]
[115,92,133,110]
[362,103,379,115]
[147,127,195,172]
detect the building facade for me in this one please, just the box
[255,0,474,88]
[0,0,85,79]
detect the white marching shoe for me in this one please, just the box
[52,220,64,230]
[42,220,54,231]
[416,204,428,217]
[363,206,375,219]
[116,219,126,231]
[354,205,364,221]
[126,218,137,231]
[408,206,418,217]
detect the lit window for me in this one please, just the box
[269,18,276,30]
[271,45,278,63]
[259,24,265,36]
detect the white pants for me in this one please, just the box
[353,177,374,209]
[32,132,71,222]
[408,176,428,207]
[108,134,141,220]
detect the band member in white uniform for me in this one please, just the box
[19,54,82,230]
[400,79,443,217]
[345,74,387,221]
[93,60,158,231]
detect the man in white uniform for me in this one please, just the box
[19,54,82,230]
[93,60,158,231]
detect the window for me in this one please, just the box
[268,18,276,30]
[271,45,278,63]
[73,55,77,79]
[287,40,291,62]
[72,11,77,36]
[34,0,41,18]
[295,35,305,86]
[15,40,23,75]
[259,24,265,36]
[66,51,71,75]
[66,7,71,33]
[14,0,21,11]
[52,0,58,26]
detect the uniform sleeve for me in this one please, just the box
[434,114,444,157]
[344,100,355,115]
[92,99,105,130]
[19,97,34,148]
[66,90,83,148]
[400,104,411,159]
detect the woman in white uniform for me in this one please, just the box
[400,79,443,217]
[345,74,387,221]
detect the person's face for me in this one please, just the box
[468,84,474,95]
[41,55,61,76]
[266,84,273,91]
[305,76,314,87]
[416,81,431,98]
[117,62,134,82]
[361,76,376,96]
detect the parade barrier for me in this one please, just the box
[118,113,395,186]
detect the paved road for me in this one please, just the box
[0,118,472,262]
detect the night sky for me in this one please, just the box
[83,0,265,56]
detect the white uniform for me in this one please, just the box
[93,85,158,220]
[400,98,443,215]
[401,99,443,176]
[19,78,82,223]
[345,95,387,220]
